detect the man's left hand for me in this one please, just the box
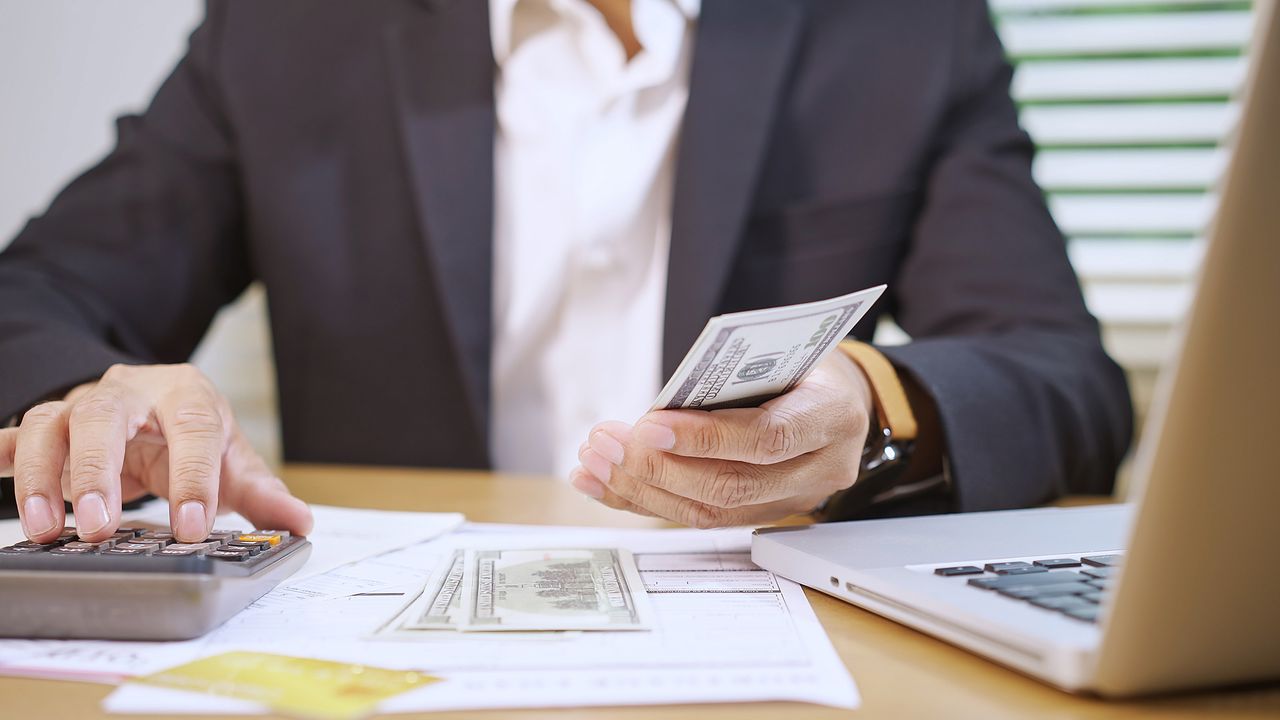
[571,351,875,527]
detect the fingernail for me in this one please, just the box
[572,471,606,500]
[76,492,110,535]
[634,421,676,450]
[22,495,57,538]
[580,448,613,484]
[175,500,208,541]
[589,430,625,465]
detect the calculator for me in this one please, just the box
[0,526,310,640]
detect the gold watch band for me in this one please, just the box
[837,340,918,442]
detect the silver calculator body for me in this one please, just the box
[0,527,310,640]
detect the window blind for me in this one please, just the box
[994,0,1255,429]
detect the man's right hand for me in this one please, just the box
[0,364,313,544]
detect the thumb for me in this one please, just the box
[218,427,314,536]
[0,427,16,477]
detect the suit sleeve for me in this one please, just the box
[879,0,1133,511]
[0,1,247,418]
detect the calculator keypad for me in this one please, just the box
[0,528,297,574]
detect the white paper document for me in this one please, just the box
[121,499,465,580]
[0,504,462,683]
[96,525,858,713]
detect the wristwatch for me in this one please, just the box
[812,341,923,520]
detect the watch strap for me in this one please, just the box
[837,340,917,441]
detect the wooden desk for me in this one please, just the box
[3,465,1278,719]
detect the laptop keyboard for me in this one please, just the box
[933,554,1123,623]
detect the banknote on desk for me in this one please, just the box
[461,548,652,631]
[402,550,463,630]
[652,284,885,411]
[378,548,652,634]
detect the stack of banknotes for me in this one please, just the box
[378,548,653,634]
[651,285,884,411]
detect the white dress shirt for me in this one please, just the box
[489,0,699,477]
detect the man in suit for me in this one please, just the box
[0,0,1132,545]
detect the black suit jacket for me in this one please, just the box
[0,0,1132,514]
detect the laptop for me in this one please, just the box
[751,0,1280,698]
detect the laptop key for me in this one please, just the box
[1029,595,1092,611]
[968,571,1086,590]
[984,561,1046,575]
[1086,578,1112,591]
[996,582,1092,599]
[1062,605,1101,623]
[1033,558,1081,569]
[1081,554,1122,567]
[1080,590,1106,603]
[1081,566,1118,579]
[934,565,984,577]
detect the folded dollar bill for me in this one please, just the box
[403,550,465,630]
[652,285,885,411]
[459,548,652,632]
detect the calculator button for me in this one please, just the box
[208,549,251,561]
[138,531,175,541]
[112,542,159,554]
[12,540,66,550]
[64,540,115,551]
[49,546,95,555]
[113,528,146,538]
[165,542,220,555]
[0,546,44,553]
[238,533,283,546]
[102,547,150,556]
[227,541,270,554]
[208,530,243,541]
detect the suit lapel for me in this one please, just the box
[663,0,804,377]
[385,0,495,445]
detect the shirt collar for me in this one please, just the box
[490,0,700,67]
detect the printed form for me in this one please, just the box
[0,519,859,712]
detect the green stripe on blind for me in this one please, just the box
[991,0,1251,16]
[992,0,1253,253]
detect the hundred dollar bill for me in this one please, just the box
[459,548,651,632]
[403,550,465,629]
[651,285,886,411]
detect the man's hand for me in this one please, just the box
[0,364,313,544]
[570,352,874,527]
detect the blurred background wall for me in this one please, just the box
[0,0,1258,486]
[0,0,279,464]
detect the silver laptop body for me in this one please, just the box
[752,1,1280,697]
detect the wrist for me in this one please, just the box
[831,345,876,422]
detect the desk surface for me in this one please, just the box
[4,465,1278,719]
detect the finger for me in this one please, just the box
[155,383,230,542]
[569,467,655,518]
[67,386,140,541]
[590,422,809,508]
[0,427,16,477]
[12,404,70,542]
[632,388,840,465]
[580,442,732,527]
[219,427,314,536]
[584,443,811,527]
